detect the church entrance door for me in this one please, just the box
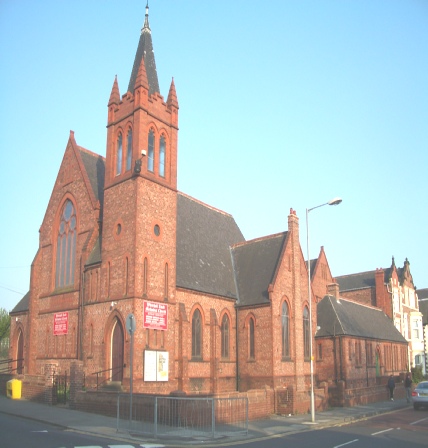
[111,318,124,381]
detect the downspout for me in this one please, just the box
[77,256,84,361]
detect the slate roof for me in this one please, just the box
[316,295,407,343]
[10,291,30,314]
[232,233,287,307]
[128,6,160,96]
[79,149,105,205]
[176,193,245,299]
[336,270,379,291]
[86,237,101,267]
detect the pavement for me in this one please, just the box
[0,394,412,447]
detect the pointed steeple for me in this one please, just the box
[167,77,179,109]
[108,75,120,106]
[128,2,160,96]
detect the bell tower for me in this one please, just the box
[102,3,179,312]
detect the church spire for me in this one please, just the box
[128,2,160,96]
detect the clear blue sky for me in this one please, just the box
[0,0,427,312]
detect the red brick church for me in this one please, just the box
[8,5,408,413]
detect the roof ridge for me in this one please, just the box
[178,192,234,218]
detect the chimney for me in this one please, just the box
[287,208,299,238]
[327,282,340,301]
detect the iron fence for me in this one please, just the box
[116,394,248,440]
[53,371,68,404]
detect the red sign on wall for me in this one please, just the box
[143,301,168,331]
[54,312,69,335]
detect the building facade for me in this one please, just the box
[336,258,423,372]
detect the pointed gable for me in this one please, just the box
[176,193,244,299]
[317,295,407,343]
[232,233,287,307]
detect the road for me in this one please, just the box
[0,412,165,448]
[237,408,428,448]
[1,406,427,448]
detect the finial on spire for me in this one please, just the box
[142,1,150,34]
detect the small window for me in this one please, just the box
[317,343,323,360]
[249,317,255,359]
[192,309,202,359]
[221,314,230,359]
[281,302,290,358]
[148,129,154,172]
[159,135,165,177]
[126,129,132,171]
[303,306,310,360]
[116,133,123,175]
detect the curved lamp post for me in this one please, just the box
[306,197,342,422]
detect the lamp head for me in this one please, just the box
[328,197,342,206]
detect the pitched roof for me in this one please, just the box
[128,4,160,96]
[86,237,101,267]
[79,148,105,205]
[176,193,244,299]
[10,291,30,314]
[316,295,407,343]
[336,270,380,291]
[232,233,287,307]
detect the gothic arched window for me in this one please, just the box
[249,317,255,359]
[126,129,132,171]
[148,129,154,172]
[55,199,76,288]
[303,306,310,360]
[221,314,230,359]
[159,135,165,177]
[192,309,202,359]
[281,301,290,358]
[116,133,123,175]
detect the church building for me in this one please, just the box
[8,5,408,413]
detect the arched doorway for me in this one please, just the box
[111,318,124,382]
[16,329,24,374]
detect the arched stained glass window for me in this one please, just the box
[148,129,154,172]
[126,129,132,171]
[281,302,290,358]
[56,199,76,288]
[116,133,122,175]
[159,135,165,177]
[221,314,230,359]
[303,306,310,360]
[192,309,202,359]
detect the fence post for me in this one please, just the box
[69,360,84,409]
[44,363,58,405]
[212,398,215,438]
[154,396,158,438]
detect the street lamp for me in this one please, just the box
[306,197,342,423]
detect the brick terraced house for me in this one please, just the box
[8,5,410,413]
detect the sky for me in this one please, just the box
[0,0,427,312]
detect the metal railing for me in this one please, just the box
[116,394,248,440]
[0,358,24,374]
[91,365,124,390]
